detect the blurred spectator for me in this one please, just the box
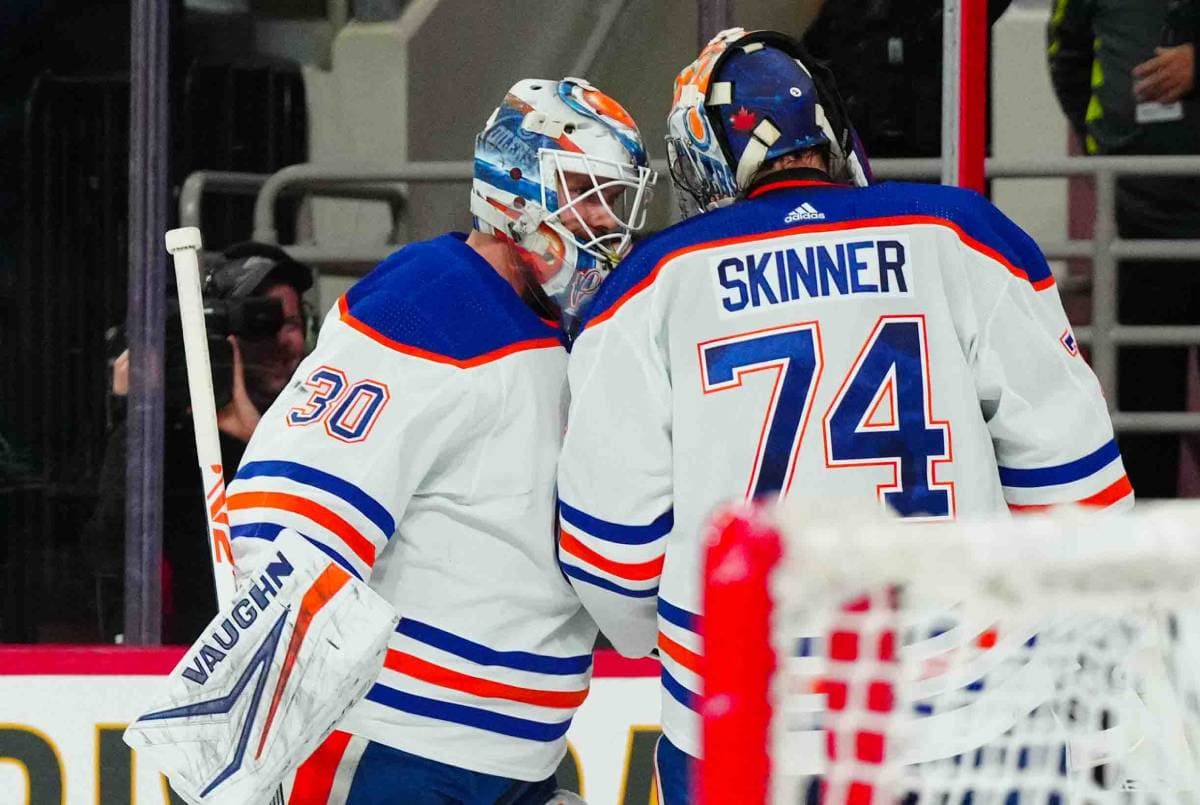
[1049,0,1200,497]
[84,243,312,643]
[802,0,1013,158]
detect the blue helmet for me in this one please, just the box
[667,28,872,215]
[716,43,829,182]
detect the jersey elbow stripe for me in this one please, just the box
[364,684,572,742]
[661,668,698,712]
[998,439,1121,488]
[228,491,377,567]
[561,562,660,598]
[229,523,365,580]
[559,530,664,581]
[558,501,673,545]
[658,631,701,675]
[1008,474,1133,512]
[395,619,592,676]
[339,296,561,368]
[236,461,395,537]
[384,651,588,709]
[658,597,703,635]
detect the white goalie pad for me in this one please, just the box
[124,529,398,805]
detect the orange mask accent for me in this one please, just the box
[582,88,637,129]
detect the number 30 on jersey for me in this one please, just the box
[699,315,953,518]
[287,365,391,443]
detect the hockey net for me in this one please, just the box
[701,502,1200,805]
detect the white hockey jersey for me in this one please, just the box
[228,233,597,782]
[556,174,1132,759]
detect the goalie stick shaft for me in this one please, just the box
[165,227,239,606]
[167,227,291,805]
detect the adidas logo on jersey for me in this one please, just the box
[785,202,825,223]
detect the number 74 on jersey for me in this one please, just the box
[699,315,954,518]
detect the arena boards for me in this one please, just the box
[0,647,661,805]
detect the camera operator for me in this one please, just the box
[85,243,313,643]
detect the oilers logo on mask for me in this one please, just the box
[470,77,656,328]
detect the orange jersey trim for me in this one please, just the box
[228,491,376,567]
[746,179,846,196]
[657,631,701,675]
[384,650,589,709]
[289,730,352,805]
[1008,474,1133,513]
[559,529,664,581]
[338,296,562,368]
[588,214,1054,329]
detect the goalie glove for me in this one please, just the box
[124,529,398,805]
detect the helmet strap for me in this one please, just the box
[469,189,508,237]
[734,118,782,187]
[469,189,540,240]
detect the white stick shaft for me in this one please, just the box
[166,227,239,606]
[167,236,286,805]
[942,0,962,187]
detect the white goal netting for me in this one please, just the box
[701,502,1200,805]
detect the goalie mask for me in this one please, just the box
[471,78,656,324]
[666,28,873,216]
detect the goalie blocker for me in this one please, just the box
[124,529,398,805]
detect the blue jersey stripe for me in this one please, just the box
[236,460,395,538]
[229,523,363,580]
[559,502,673,545]
[658,598,702,634]
[661,668,697,712]
[396,619,591,676]
[998,440,1120,488]
[364,684,572,742]
[561,562,659,599]
[230,522,285,541]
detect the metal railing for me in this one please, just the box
[989,156,1200,434]
[249,161,476,261]
[243,154,1200,433]
[179,170,409,251]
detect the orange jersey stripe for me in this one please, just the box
[1008,474,1133,513]
[1081,474,1134,506]
[338,296,561,368]
[228,491,376,566]
[289,729,352,804]
[746,179,844,196]
[384,650,589,709]
[658,631,701,675]
[559,530,664,581]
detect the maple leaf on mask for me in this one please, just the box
[730,106,758,132]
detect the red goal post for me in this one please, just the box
[700,501,1200,805]
[943,0,988,193]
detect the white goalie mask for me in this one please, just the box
[470,78,656,327]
